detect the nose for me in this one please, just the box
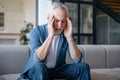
[58,21,62,28]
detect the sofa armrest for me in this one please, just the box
[0,45,29,75]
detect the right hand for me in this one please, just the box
[48,14,55,37]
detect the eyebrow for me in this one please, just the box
[54,17,66,21]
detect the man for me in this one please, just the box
[18,2,91,80]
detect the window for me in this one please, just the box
[60,0,94,44]
[0,13,4,28]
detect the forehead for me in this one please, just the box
[52,8,67,20]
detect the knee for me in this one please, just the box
[82,62,89,67]
[28,63,48,79]
[77,62,90,75]
[78,62,90,70]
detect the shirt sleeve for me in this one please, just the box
[30,27,44,63]
[72,54,83,63]
[33,52,41,63]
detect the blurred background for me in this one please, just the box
[0,0,120,45]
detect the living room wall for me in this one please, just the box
[0,0,35,33]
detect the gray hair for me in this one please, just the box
[51,2,68,16]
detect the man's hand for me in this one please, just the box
[64,18,73,38]
[48,14,62,36]
[64,18,81,59]
[48,15,55,37]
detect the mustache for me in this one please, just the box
[54,27,64,30]
[54,28,63,35]
[54,28,63,31]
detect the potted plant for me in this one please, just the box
[20,22,33,45]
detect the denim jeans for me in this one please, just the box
[27,62,91,80]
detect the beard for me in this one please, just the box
[54,28,63,35]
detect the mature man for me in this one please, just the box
[18,2,91,80]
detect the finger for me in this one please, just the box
[51,16,54,23]
[49,15,53,22]
[48,15,54,27]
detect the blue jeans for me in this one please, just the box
[27,62,91,80]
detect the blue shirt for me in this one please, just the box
[21,24,82,76]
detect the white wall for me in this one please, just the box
[0,0,53,33]
[38,0,52,25]
[2,0,24,33]
[0,0,35,33]
[23,0,36,27]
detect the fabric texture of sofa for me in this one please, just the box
[0,45,120,80]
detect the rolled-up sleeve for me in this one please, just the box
[72,54,83,63]
[30,27,44,63]
[33,53,41,63]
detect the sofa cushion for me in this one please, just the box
[91,68,120,80]
[91,71,120,80]
[0,73,20,80]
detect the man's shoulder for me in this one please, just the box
[30,24,48,37]
[31,24,48,32]
[35,23,48,30]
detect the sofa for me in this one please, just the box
[0,45,120,80]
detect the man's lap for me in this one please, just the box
[49,62,88,79]
[27,62,88,79]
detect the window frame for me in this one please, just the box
[0,12,5,29]
[59,0,96,44]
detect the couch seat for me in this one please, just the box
[0,73,20,80]
[91,68,120,80]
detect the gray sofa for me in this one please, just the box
[0,45,120,80]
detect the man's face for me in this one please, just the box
[51,8,67,32]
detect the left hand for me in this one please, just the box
[64,18,73,38]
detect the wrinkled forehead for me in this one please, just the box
[51,8,67,15]
[52,8,67,20]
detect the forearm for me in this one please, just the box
[35,35,53,61]
[66,36,82,59]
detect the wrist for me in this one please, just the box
[48,34,54,39]
[66,36,73,41]
[48,32,54,37]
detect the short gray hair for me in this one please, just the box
[51,2,68,16]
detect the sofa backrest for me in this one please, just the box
[0,45,120,75]
[77,45,120,69]
[103,45,120,68]
[79,45,106,68]
[0,45,29,75]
